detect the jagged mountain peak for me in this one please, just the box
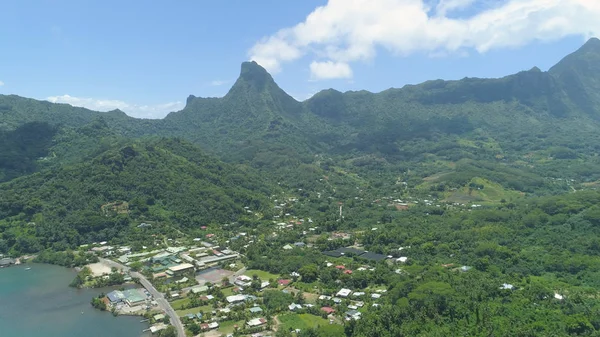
[226,61,279,95]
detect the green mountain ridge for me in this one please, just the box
[3,39,600,194]
[0,138,277,253]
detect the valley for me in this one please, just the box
[3,39,600,336]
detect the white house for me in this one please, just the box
[336,288,352,298]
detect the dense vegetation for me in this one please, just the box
[2,38,600,336]
[0,138,275,254]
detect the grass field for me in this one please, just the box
[175,304,212,317]
[245,269,280,280]
[278,313,329,331]
[218,320,245,334]
[222,287,235,296]
[170,297,191,309]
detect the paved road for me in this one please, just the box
[99,258,186,337]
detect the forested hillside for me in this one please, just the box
[3,39,600,199]
[0,138,276,254]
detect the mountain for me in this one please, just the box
[3,39,600,195]
[0,138,277,253]
[163,61,315,166]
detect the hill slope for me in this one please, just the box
[3,39,600,195]
[0,138,277,254]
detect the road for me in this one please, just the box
[99,258,186,337]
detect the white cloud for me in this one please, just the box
[248,0,600,80]
[435,0,476,16]
[210,79,229,86]
[46,94,184,119]
[310,61,353,80]
[0,80,4,86]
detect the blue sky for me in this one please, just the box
[0,0,597,118]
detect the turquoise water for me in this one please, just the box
[0,264,150,337]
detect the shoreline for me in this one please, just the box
[0,262,152,337]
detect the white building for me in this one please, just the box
[336,288,352,297]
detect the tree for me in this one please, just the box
[298,264,319,283]
[158,326,176,337]
[188,322,201,335]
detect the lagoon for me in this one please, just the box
[0,263,150,337]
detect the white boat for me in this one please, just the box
[24,267,31,270]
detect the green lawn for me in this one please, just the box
[170,297,196,310]
[218,319,245,334]
[245,269,280,281]
[222,287,235,296]
[278,313,329,331]
[170,297,191,309]
[175,304,212,317]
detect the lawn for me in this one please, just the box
[278,313,329,331]
[222,287,235,297]
[170,297,191,309]
[175,304,212,317]
[218,319,245,334]
[245,269,280,281]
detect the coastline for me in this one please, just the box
[0,263,152,337]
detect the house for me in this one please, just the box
[260,281,270,289]
[249,306,263,314]
[278,279,291,286]
[332,297,342,304]
[283,244,293,250]
[344,270,353,275]
[235,275,252,287]
[500,283,515,290]
[166,263,195,276]
[196,313,203,320]
[294,242,306,247]
[247,318,267,327]
[321,307,336,314]
[371,293,382,299]
[191,285,209,294]
[318,295,332,300]
[396,257,408,263]
[345,310,361,320]
[153,314,165,321]
[226,295,247,304]
[336,288,352,298]
[348,305,358,310]
[288,303,303,311]
[360,252,387,261]
[335,265,346,270]
[208,322,219,329]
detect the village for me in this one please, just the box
[79,192,496,337]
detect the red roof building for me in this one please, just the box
[278,279,291,286]
[344,269,353,274]
[206,233,215,238]
[335,265,345,270]
[321,306,336,314]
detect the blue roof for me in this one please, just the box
[196,313,203,319]
[107,290,125,302]
[186,314,195,319]
[249,307,263,313]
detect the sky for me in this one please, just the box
[0,0,599,119]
